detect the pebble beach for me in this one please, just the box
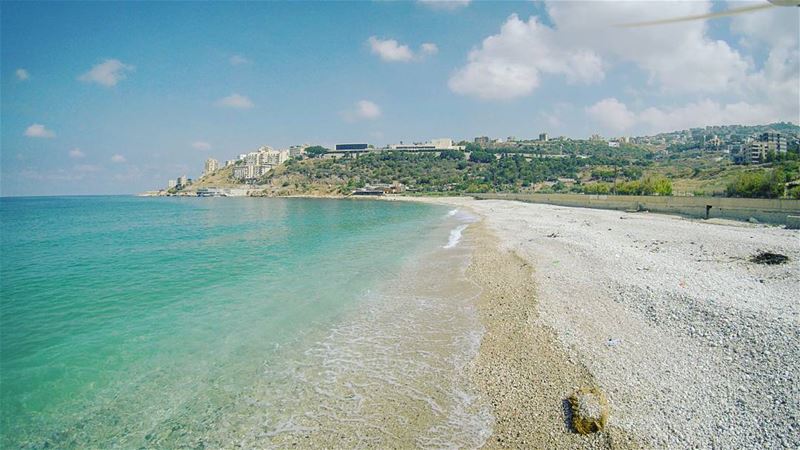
[406,196,800,449]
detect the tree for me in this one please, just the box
[305,146,329,158]
[439,150,466,160]
[469,151,494,163]
[465,142,482,153]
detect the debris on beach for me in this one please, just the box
[750,251,789,265]
[568,387,609,435]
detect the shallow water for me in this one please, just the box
[0,196,489,448]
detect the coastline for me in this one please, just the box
[69,194,799,447]
[159,192,796,447]
[465,222,638,449]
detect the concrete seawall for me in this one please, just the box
[471,193,800,227]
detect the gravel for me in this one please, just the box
[410,197,800,449]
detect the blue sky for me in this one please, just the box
[2,1,798,195]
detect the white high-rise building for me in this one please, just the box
[204,158,219,175]
[232,145,290,181]
[431,138,453,149]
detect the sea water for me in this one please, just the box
[0,197,489,448]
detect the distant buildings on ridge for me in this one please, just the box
[231,146,291,182]
[161,124,798,192]
[204,158,219,175]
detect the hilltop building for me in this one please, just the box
[204,158,219,175]
[539,133,549,142]
[336,143,369,151]
[232,146,289,181]
[705,135,721,150]
[474,136,489,147]
[177,175,188,187]
[289,145,308,158]
[387,138,463,152]
[747,132,788,163]
[326,143,371,158]
[167,179,177,189]
[749,141,770,164]
[761,132,788,154]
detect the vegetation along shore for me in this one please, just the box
[150,123,800,201]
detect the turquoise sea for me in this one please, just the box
[0,196,488,448]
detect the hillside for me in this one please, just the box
[172,165,247,193]
[170,148,800,199]
[254,151,799,199]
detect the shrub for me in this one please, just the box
[608,175,672,195]
[582,183,611,194]
[725,169,785,198]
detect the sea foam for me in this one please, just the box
[444,224,469,249]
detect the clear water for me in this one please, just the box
[0,196,489,448]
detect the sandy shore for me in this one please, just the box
[406,196,799,449]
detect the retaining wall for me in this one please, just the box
[471,193,800,226]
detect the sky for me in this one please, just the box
[1,0,798,196]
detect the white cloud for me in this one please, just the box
[367,37,439,63]
[16,68,29,81]
[585,98,637,133]
[79,59,134,87]
[448,14,604,100]
[111,154,127,163]
[729,1,797,49]
[368,37,415,62]
[421,43,439,56]
[216,93,254,109]
[191,141,212,150]
[450,2,782,100]
[418,0,470,11]
[341,100,382,122]
[546,1,752,93]
[355,100,381,119]
[638,100,782,132]
[586,97,790,135]
[69,148,86,159]
[24,124,55,138]
[229,54,251,66]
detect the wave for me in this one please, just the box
[447,209,458,217]
[444,224,469,249]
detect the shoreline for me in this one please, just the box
[415,196,799,449]
[465,222,638,449]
